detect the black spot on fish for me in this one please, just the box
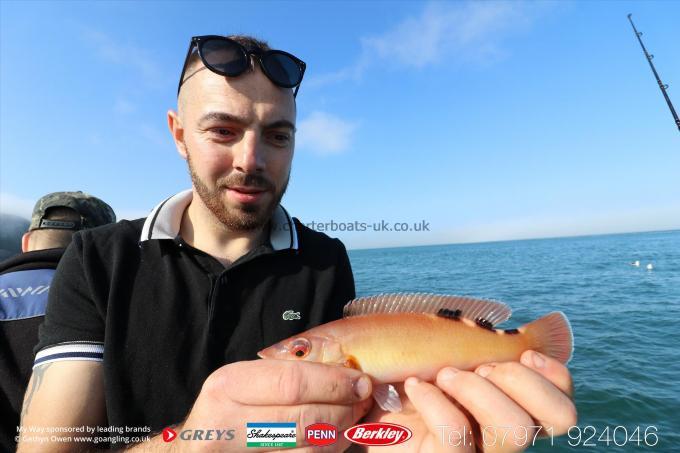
[475,318,494,331]
[504,328,520,335]
[437,308,462,320]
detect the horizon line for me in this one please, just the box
[346,227,680,252]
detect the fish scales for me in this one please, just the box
[315,313,529,383]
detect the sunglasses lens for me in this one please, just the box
[263,52,303,87]
[201,39,248,75]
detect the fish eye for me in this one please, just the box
[290,338,310,359]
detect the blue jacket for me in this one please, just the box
[0,248,64,452]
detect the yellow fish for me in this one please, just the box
[258,293,573,412]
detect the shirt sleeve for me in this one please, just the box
[33,232,105,368]
[322,239,356,323]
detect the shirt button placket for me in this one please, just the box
[208,271,228,321]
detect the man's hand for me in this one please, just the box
[363,350,576,452]
[19,359,372,452]
[175,359,373,452]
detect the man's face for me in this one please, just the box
[174,60,296,231]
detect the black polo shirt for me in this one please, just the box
[1,248,64,452]
[35,190,355,434]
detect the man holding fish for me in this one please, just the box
[18,34,575,452]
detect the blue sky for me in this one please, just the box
[1,1,678,249]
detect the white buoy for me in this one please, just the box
[646,263,654,270]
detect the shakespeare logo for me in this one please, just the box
[246,423,296,448]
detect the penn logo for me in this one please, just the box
[305,423,337,447]
[344,422,412,446]
[162,428,177,442]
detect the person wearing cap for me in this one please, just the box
[0,191,115,452]
[18,34,575,453]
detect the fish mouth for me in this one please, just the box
[257,343,288,359]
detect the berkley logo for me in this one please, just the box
[282,310,301,320]
[305,423,337,447]
[344,422,412,446]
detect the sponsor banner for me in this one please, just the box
[15,425,152,446]
[305,423,338,447]
[246,422,297,448]
[344,422,412,447]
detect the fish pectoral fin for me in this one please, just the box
[373,384,402,413]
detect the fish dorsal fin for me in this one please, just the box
[343,293,511,326]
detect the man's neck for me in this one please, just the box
[179,191,268,268]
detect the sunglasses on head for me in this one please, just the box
[177,35,306,97]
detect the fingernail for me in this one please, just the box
[439,367,459,382]
[353,375,371,399]
[533,351,546,369]
[476,365,494,377]
[405,377,420,388]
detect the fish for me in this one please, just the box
[258,293,573,412]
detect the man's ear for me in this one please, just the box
[167,110,188,159]
[21,232,31,253]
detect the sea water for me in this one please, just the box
[349,230,680,452]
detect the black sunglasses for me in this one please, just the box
[177,35,306,97]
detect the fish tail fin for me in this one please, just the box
[522,312,573,364]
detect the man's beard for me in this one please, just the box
[187,153,289,231]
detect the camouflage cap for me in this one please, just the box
[29,191,116,231]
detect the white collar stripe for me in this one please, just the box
[282,205,298,249]
[140,190,299,251]
[141,193,174,241]
[270,204,298,250]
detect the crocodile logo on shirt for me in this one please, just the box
[282,310,301,321]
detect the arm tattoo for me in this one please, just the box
[21,363,52,421]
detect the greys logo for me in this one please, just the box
[162,427,235,442]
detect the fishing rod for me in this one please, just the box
[627,13,680,133]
